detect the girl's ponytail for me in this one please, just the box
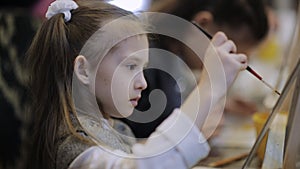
[26,12,76,169]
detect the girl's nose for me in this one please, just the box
[134,71,147,90]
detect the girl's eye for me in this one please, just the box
[127,64,137,71]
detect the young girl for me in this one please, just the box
[26,0,247,168]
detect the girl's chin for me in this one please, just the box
[111,109,133,118]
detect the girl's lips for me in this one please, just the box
[130,97,140,107]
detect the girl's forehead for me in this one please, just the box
[113,34,148,48]
[79,17,148,66]
[107,35,149,59]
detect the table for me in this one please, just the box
[195,113,261,169]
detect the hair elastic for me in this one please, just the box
[45,0,79,22]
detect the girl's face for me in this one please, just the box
[95,35,149,118]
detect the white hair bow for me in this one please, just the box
[46,0,79,22]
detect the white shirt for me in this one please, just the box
[68,109,210,169]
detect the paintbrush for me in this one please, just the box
[208,152,249,167]
[191,21,281,95]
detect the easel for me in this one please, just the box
[242,58,300,169]
[241,0,300,167]
[283,60,300,168]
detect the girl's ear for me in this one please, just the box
[74,55,90,85]
[193,11,214,27]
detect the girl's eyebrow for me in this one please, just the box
[127,55,141,62]
[126,54,147,62]
[125,55,149,68]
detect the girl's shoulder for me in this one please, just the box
[56,133,91,169]
[55,114,92,169]
[55,115,138,169]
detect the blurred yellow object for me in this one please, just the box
[252,111,288,161]
[256,34,281,64]
[252,112,270,161]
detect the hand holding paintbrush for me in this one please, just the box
[191,21,281,96]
